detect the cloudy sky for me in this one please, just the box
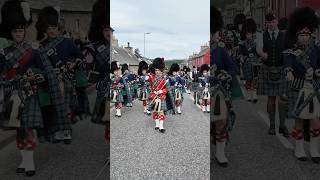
[111,0,210,60]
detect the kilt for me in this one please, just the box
[211,91,228,122]
[199,87,210,100]
[191,82,199,92]
[148,98,167,112]
[75,87,91,115]
[63,80,78,113]
[21,95,43,129]
[111,89,124,103]
[257,65,289,96]
[242,58,256,81]
[287,85,320,119]
[138,88,149,101]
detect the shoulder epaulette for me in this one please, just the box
[282,49,302,56]
[218,42,225,48]
[31,42,40,49]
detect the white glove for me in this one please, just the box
[286,71,294,81]
[156,90,163,95]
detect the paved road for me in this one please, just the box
[0,88,109,180]
[211,81,320,180]
[110,94,210,180]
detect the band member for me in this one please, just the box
[146,58,175,133]
[168,63,185,114]
[284,7,320,163]
[199,64,211,113]
[0,0,58,176]
[110,61,127,117]
[86,0,110,126]
[137,60,150,113]
[256,13,289,136]
[211,6,238,167]
[121,63,134,107]
[35,6,86,144]
[191,66,200,104]
[232,13,246,79]
[239,18,259,103]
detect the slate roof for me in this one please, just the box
[0,0,95,13]
[29,0,95,12]
[112,46,141,66]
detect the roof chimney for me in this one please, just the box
[124,42,133,54]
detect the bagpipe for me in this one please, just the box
[174,82,183,101]
[292,69,320,119]
[209,68,236,131]
[110,76,123,103]
[149,79,169,113]
[53,58,85,82]
[0,69,45,128]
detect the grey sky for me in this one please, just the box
[111,0,210,60]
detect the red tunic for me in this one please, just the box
[146,74,168,100]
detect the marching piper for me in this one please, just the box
[0,0,68,176]
[35,6,87,144]
[199,64,211,113]
[239,18,259,103]
[121,63,134,107]
[110,61,129,117]
[145,58,175,133]
[284,7,320,163]
[137,60,150,114]
[167,63,185,114]
[86,0,110,148]
[210,6,239,167]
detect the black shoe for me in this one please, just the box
[159,129,165,133]
[217,161,228,168]
[297,156,308,161]
[311,157,320,164]
[268,127,276,135]
[16,168,25,173]
[25,170,35,177]
[214,157,228,168]
[155,127,159,130]
[252,99,258,103]
[279,127,289,138]
[64,139,72,144]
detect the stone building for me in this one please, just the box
[0,0,95,41]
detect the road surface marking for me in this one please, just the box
[258,111,294,150]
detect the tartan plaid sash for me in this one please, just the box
[38,37,70,131]
[3,43,32,69]
[94,43,109,66]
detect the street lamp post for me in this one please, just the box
[144,32,151,57]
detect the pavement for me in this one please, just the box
[0,86,109,180]
[211,80,320,180]
[110,94,210,180]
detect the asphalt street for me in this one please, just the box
[0,87,109,180]
[211,81,320,180]
[110,94,210,180]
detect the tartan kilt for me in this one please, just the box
[75,87,91,115]
[257,65,289,96]
[287,87,300,119]
[138,88,149,101]
[91,96,107,124]
[172,88,184,103]
[191,82,199,92]
[148,98,167,112]
[110,89,124,103]
[63,80,78,113]
[199,88,210,100]
[21,95,43,129]
[242,60,255,81]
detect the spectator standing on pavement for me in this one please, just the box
[256,13,289,136]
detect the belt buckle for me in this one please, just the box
[47,48,55,56]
